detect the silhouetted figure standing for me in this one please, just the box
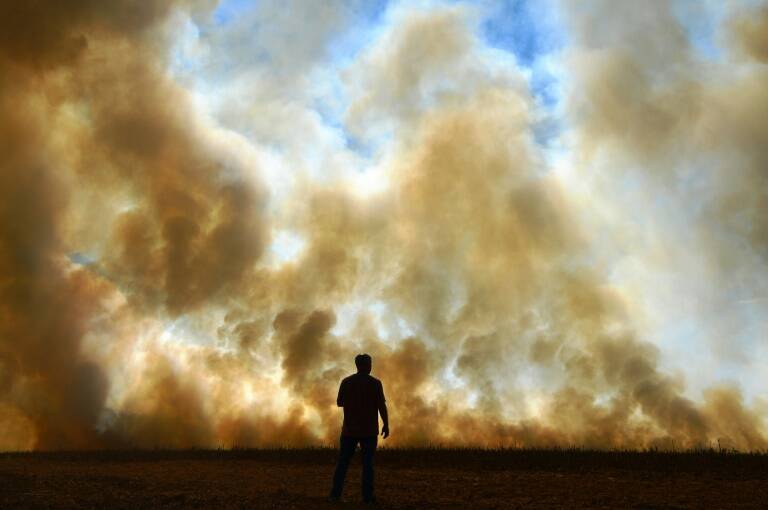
[329,353,389,504]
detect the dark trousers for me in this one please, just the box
[330,435,377,501]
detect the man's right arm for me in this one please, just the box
[378,381,389,438]
[379,402,389,438]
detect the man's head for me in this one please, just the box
[355,353,372,374]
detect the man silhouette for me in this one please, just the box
[329,353,389,504]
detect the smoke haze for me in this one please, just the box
[0,0,767,451]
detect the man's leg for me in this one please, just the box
[360,436,377,503]
[330,435,357,499]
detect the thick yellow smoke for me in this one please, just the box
[0,1,766,451]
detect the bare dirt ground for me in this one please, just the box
[1,449,766,509]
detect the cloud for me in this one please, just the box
[1,0,766,451]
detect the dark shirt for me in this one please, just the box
[337,373,386,437]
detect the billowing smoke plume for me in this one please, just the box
[0,0,766,451]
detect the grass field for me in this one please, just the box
[1,448,767,509]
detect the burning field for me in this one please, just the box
[2,0,768,468]
[2,448,768,509]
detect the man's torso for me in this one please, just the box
[338,374,384,437]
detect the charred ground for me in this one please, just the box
[1,448,766,509]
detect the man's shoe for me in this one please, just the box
[327,495,341,503]
[363,497,378,505]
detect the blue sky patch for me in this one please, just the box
[212,0,255,25]
[481,0,563,67]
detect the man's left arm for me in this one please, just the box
[336,380,346,407]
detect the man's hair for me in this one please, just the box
[355,353,372,368]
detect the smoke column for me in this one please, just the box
[0,0,766,450]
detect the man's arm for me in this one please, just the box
[336,380,345,407]
[378,381,389,438]
[379,402,389,439]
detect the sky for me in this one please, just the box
[1,0,767,451]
